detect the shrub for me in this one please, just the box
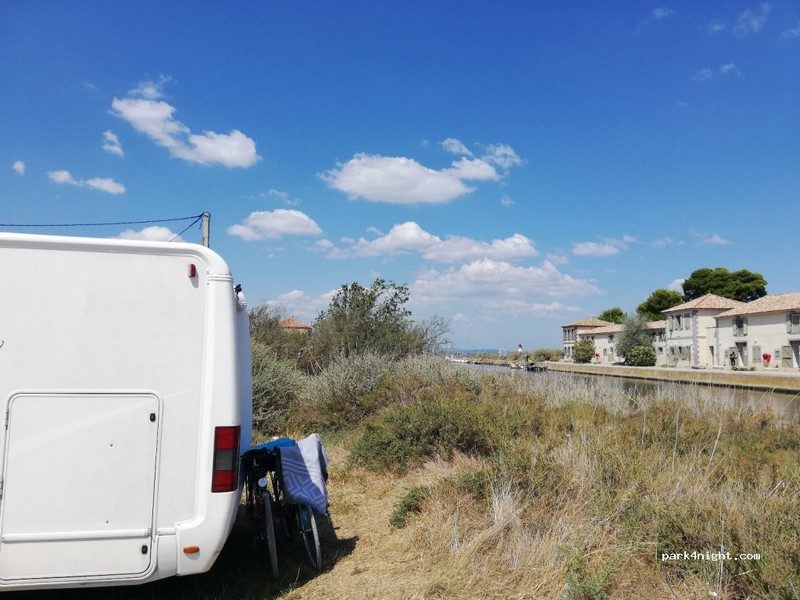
[350,394,495,472]
[251,343,306,436]
[573,339,596,363]
[625,345,656,367]
[389,485,431,528]
[531,348,564,362]
[615,314,653,361]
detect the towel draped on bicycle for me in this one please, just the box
[241,434,330,578]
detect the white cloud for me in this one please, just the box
[320,154,473,204]
[315,239,334,250]
[572,235,636,257]
[691,228,730,246]
[732,4,772,37]
[111,80,259,168]
[445,157,499,181]
[266,188,301,206]
[546,252,570,266]
[489,299,583,317]
[366,226,383,236]
[85,177,126,194]
[116,226,181,242]
[412,259,601,310]
[47,169,80,185]
[482,144,522,169]
[782,23,800,38]
[102,130,124,157]
[321,141,522,205]
[440,138,473,156]
[331,221,539,263]
[692,63,741,81]
[12,160,25,175]
[500,194,514,207]
[667,278,685,292]
[265,289,336,322]
[227,209,322,241]
[703,233,730,246]
[47,170,126,194]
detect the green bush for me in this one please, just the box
[251,343,306,436]
[625,345,656,367]
[350,394,495,472]
[573,339,596,363]
[531,348,564,362]
[389,485,431,528]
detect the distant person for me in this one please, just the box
[517,344,523,354]
[729,350,736,367]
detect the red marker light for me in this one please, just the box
[188,264,197,278]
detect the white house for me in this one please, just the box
[662,294,743,367]
[714,292,800,368]
[563,319,666,364]
[562,317,614,360]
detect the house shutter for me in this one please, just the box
[684,314,690,330]
[743,318,748,335]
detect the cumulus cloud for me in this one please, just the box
[445,157,499,181]
[572,235,637,257]
[102,130,124,157]
[732,4,771,37]
[667,278,685,292]
[315,239,335,250]
[227,209,322,240]
[320,141,521,204]
[690,228,730,246]
[440,138,473,156]
[330,221,539,263]
[546,252,570,266]
[111,79,259,168]
[12,160,25,175]
[692,63,741,81]
[47,169,126,194]
[47,169,81,185]
[482,144,522,169]
[85,177,126,194]
[500,194,514,207]
[265,289,337,322]
[116,226,181,242]
[412,259,601,310]
[320,154,473,204]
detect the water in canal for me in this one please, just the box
[468,363,800,422]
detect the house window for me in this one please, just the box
[789,313,800,334]
[734,317,747,337]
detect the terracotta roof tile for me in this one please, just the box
[644,320,666,330]
[661,293,744,314]
[714,292,800,318]
[279,317,311,330]
[562,317,615,328]
[584,324,624,334]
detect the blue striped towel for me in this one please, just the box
[279,433,329,516]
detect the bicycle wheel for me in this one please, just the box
[296,503,321,571]
[261,491,279,579]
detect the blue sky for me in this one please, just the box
[2,1,799,349]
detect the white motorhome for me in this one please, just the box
[0,232,252,590]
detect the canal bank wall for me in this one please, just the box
[544,362,800,393]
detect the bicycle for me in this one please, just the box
[241,437,325,578]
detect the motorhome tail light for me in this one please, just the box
[183,546,200,555]
[211,426,240,493]
[188,263,197,278]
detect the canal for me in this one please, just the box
[468,363,800,422]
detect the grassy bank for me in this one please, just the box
[268,355,800,599]
[21,355,800,600]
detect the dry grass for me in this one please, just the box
[19,361,800,600]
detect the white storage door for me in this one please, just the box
[0,393,159,580]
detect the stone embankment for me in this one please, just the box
[545,362,800,393]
